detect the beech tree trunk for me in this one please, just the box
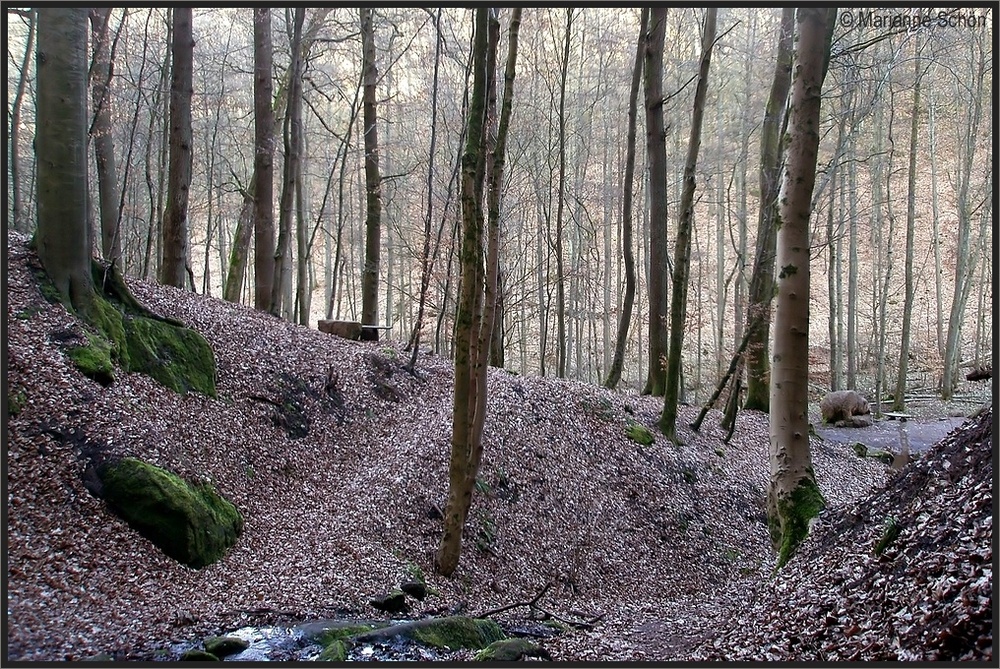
[643,8,669,397]
[767,6,835,570]
[36,8,97,311]
[660,7,717,443]
[159,7,193,289]
[360,6,382,333]
[253,8,276,312]
[604,7,646,391]
[743,7,794,412]
[553,9,573,378]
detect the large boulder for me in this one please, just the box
[96,457,243,568]
[820,390,870,425]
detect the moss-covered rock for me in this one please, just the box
[354,616,505,651]
[851,442,868,457]
[123,316,216,397]
[67,330,115,386]
[8,387,28,416]
[473,638,551,661]
[203,636,249,658]
[625,422,655,446]
[179,649,219,661]
[98,457,243,568]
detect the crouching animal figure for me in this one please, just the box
[820,389,872,427]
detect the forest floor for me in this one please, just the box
[4,231,993,662]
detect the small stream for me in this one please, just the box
[815,416,966,454]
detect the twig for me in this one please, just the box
[474,582,602,630]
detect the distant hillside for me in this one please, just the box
[8,232,984,662]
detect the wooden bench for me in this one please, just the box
[318,320,391,341]
[883,412,911,422]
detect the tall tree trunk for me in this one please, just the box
[659,7,717,444]
[929,89,944,359]
[359,6,382,334]
[643,8,669,396]
[10,8,36,233]
[36,8,97,310]
[942,36,986,400]
[271,7,304,318]
[253,8,276,312]
[893,35,922,412]
[604,7,646,390]
[743,7,794,412]
[553,9,574,378]
[437,7,505,577]
[767,6,835,570]
[407,9,444,369]
[159,7,193,289]
[89,8,123,264]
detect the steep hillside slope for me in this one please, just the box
[3,232,918,661]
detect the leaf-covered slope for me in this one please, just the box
[6,231,905,661]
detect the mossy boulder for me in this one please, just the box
[203,636,249,658]
[122,316,216,397]
[851,442,868,457]
[473,638,551,661]
[625,422,655,446]
[179,649,219,661]
[296,620,386,647]
[98,457,243,568]
[354,616,505,651]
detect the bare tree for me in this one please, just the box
[643,8,668,396]
[360,6,382,337]
[10,8,36,233]
[160,7,194,289]
[89,8,124,264]
[660,7,717,443]
[604,8,646,390]
[253,8,276,312]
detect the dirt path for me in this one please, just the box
[815,416,967,453]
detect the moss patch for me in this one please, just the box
[851,442,868,457]
[8,387,28,416]
[203,636,249,658]
[874,516,901,556]
[773,477,825,569]
[67,330,115,386]
[474,638,549,662]
[625,422,655,446]
[318,639,347,661]
[98,457,243,568]
[355,616,505,651]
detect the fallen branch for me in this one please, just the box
[473,582,602,630]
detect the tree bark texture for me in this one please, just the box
[642,8,668,396]
[767,6,835,570]
[160,7,194,289]
[660,8,717,443]
[36,8,96,309]
[253,8,276,312]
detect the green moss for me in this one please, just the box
[625,422,655,446]
[868,449,894,466]
[473,638,546,661]
[318,639,347,661]
[314,624,381,649]
[774,477,825,569]
[67,330,115,385]
[8,387,28,416]
[179,649,219,661]
[123,316,216,397]
[99,457,243,568]
[851,442,868,457]
[874,516,901,556]
[408,617,505,651]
